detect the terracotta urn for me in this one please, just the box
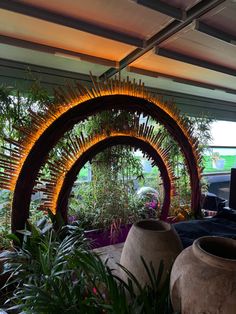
[119,219,183,287]
[170,236,236,314]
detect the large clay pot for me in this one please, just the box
[170,236,236,314]
[120,219,183,287]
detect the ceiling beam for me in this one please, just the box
[177,102,236,122]
[195,20,236,45]
[0,34,117,68]
[146,86,236,121]
[0,57,92,81]
[146,85,236,121]
[100,0,226,80]
[0,57,93,92]
[1,58,236,121]
[155,47,236,77]
[128,66,236,94]
[132,0,184,20]
[0,0,144,48]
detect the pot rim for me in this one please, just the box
[134,219,171,232]
[193,236,236,271]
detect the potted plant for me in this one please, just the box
[0,219,178,313]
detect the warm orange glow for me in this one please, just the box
[41,128,176,215]
[0,77,201,215]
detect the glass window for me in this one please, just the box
[203,147,236,173]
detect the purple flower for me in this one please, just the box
[68,215,78,223]
[149,200,157,209]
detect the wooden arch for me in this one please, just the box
[0,79,202,233]
[39,131,176,222]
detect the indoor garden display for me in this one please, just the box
[0,218,177,313]
[0,79,213,244]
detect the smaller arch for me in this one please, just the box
[39,131,176,222]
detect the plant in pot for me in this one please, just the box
[0,219,178,313]
[69,170,148,248]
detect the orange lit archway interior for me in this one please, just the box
[0,78,202,233]
[37,128,176,222]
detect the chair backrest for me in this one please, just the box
[229,168,236,210]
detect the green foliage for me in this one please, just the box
[0,81,214,236]
[0,83,53,244]
[0,83,52,146]
[156,115,213,212]
[0,191,12,249]
[69,181,147,230]
[0,221,177,313]
[67,110,148,230]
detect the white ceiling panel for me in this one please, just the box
[159,24,236,70]
[19,0,174,40]
[123,67,236,103]
[0,43,109,76]
[0,8,134,61]
[161,0,201,11]
[200,0,236,37]
[0,0,236,120]
[130,50,236,91]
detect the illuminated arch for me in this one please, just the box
[39,129,176,221]
[0,78,202,232]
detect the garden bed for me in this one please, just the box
[85,224,132,248]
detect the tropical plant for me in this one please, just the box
[0,190,12,249]
[0,82,53,238]
[69,179,147,230]
[157,114,213,215]
[66,111,149,230]
[0,80,213,238]
[0,220,178,313]
[0,82,52,147]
